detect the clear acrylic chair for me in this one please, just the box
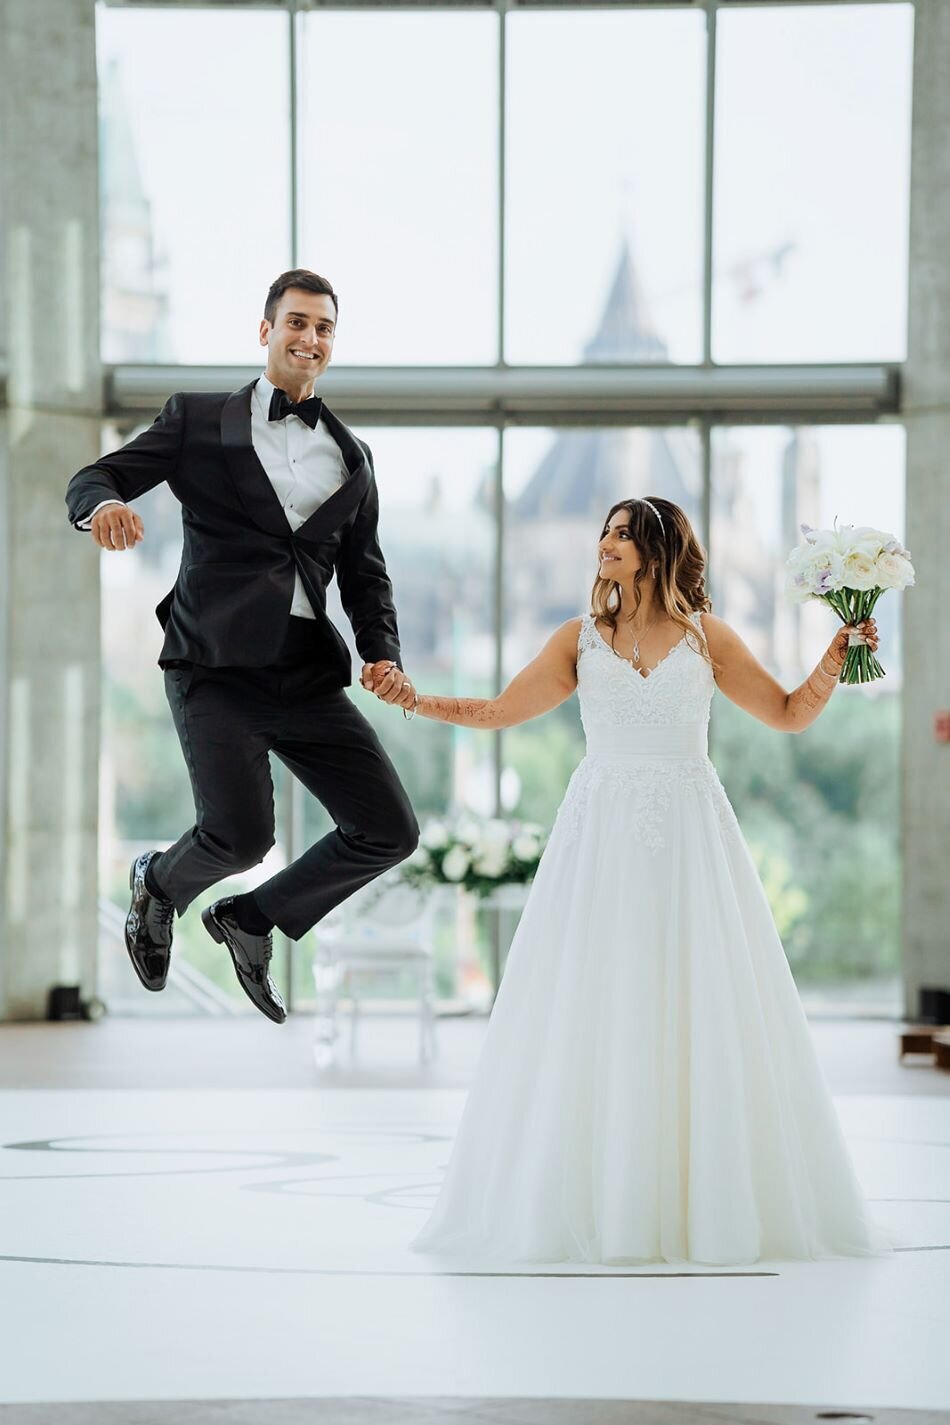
[311,872,439,1068]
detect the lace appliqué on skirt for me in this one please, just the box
[553,755,742,853]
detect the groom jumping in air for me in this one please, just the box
[66,269,419,1023]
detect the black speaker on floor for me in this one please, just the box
[917,985,950,1025]
[46,985,106,1022]
[47,985,84,1020]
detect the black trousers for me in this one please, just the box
[153,619,419,941]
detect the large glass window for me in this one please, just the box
[505,9,705,366]
[93,2,913,1021]
[298,12,498,365]
[713,4,913,363]
[97,5,290,366]
[709,424,904,1007]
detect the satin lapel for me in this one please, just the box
[220,382,293,538]
[292,404,370,547]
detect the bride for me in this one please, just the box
[365,495,893,1266]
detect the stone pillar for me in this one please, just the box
[902,0,950,1019]
[0,0,102,1019]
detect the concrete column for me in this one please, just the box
[0,0,102,1019]
[902,0,950,1019]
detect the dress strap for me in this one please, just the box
[686,608,708,655]
[577,613,600,656]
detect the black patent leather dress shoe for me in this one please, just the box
[125,851,174,991]
[201,898,287,1024]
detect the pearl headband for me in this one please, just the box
[641,498,665,535]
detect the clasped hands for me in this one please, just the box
[360,660,417,711]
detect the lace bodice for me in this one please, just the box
[576,611,714,736]
[554,612,738,851]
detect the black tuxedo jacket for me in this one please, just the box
[65,382,402,681]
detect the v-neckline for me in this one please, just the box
[590,621,688,682]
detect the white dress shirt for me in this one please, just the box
[249,372,346,618]
[81,372,347,621]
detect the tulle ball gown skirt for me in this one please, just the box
[410,732,894,1267]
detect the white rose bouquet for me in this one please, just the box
[785,522,915,684]
[401,815,547,898]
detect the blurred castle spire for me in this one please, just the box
[583,234,668,364]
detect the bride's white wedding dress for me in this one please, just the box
[411,612,895,1266]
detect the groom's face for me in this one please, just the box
[259,289,336,390]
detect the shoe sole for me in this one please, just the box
[124,857,169,993]
[201,907,286,1024]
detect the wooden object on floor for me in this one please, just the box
[933,1032,950,1071]
[899,1023,950,1060]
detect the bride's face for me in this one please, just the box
[598,512,644,583]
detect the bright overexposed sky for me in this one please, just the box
[96,1,913,368]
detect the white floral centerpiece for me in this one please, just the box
[400,815,548,899]
[785,521,915,684]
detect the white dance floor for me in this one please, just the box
[0,1087,947,1409]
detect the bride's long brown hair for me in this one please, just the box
[590,496,715,669]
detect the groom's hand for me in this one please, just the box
[360,661,398,694]
[361,661,416,707]
[91,504,144,551]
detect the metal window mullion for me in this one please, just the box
[700,416,712,556]
[290,0,300,268]
[495,0,507,817]
[488,7,508,1000]
[494,425,505,813]
[498,0,508,368]
[702,0,717,368]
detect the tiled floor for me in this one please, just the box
[0,1019,947,1412]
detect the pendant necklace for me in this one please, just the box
[628,612,660,666]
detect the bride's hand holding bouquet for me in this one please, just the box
[785,522,914,684]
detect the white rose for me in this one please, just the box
[441,846,470,882]
[875,551,916,591]
[785,567,814,605]
[846,525,888,550]
[482,818,511,847]
[512,834,540,861]
[454,816,481,848]
[840,549,879,591]
[406,846,431,869]
[812,527,844,555]
[474,847,509,878]
[421,821,449,851]
[806,548,846,593]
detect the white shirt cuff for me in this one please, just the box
[77,499,126,531]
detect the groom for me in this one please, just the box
[66,269,419,1023]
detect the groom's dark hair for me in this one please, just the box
[264,269,339,325]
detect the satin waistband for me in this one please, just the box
[584,724,709,759]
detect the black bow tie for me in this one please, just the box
[268,387,324,430]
